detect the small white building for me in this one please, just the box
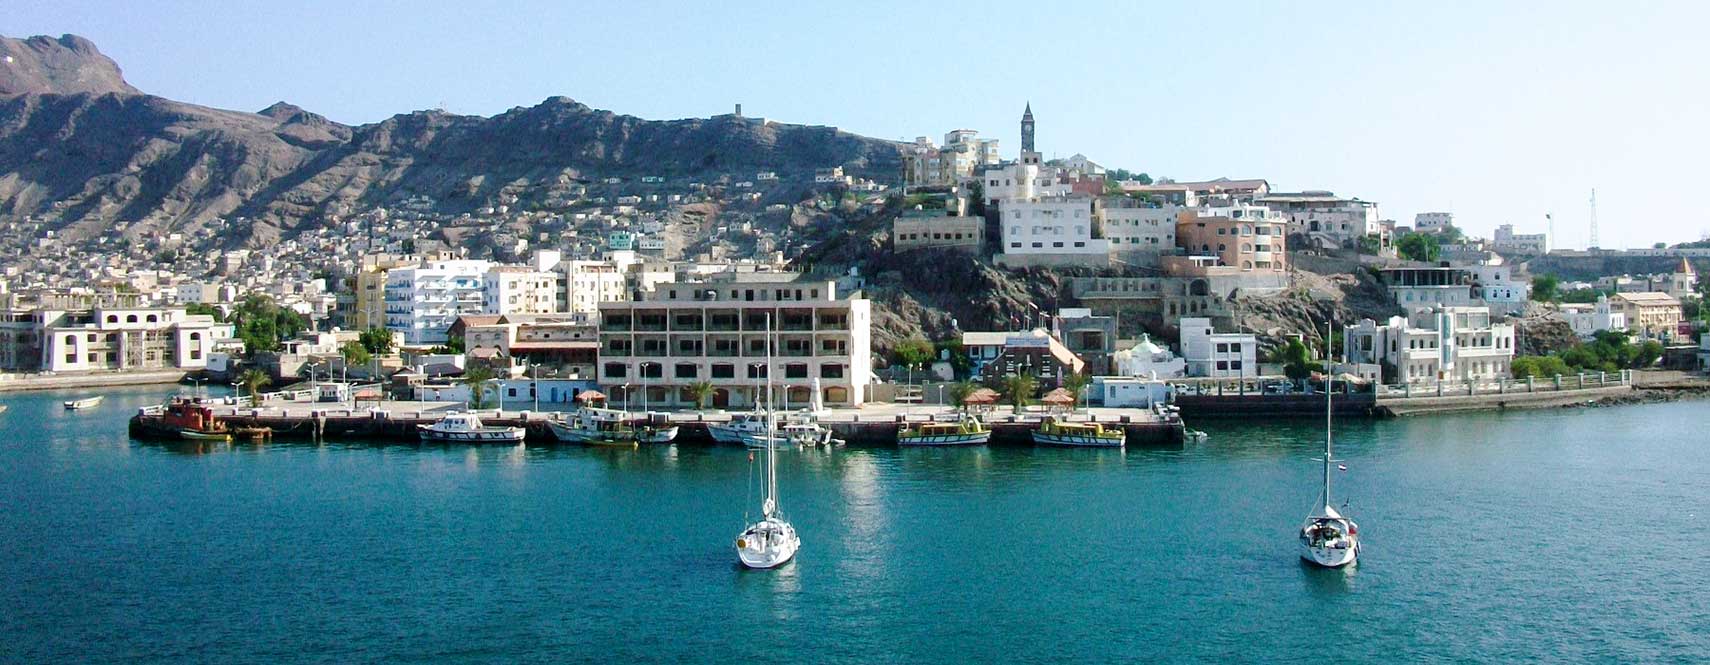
[1179,317,1258,378]
[1492,224,1549,255]
[1091,376,1171,408]
[997,195,1109,266]
[1343,306,1516,385]
[1414,212,1455,234]
[1111,335,1186,379]
[1560,295,1627,338]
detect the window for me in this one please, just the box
[1216,360,1228,370]
[675,363,698,379]
[784,364,809,379]
[711,364,735,379]
[605,362,627,378]
[820,364,845,379]
[746,364,768,379]
[640,363,663,379]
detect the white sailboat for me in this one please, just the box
[1300,323,1359,568]
[735,313,799,569]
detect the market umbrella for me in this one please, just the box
[964,388,999,404]
[576,389,608,404]
[1041,388,1075,406]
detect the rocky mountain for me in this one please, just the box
[0,34,137,96]
[0,34,906,246]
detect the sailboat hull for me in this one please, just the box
[736,518,799,569]
[1300,542,1358,568]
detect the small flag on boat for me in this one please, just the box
[1337,464,1347,471]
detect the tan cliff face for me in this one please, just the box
[0,35,907,247]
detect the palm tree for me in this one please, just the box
[238,368,271,402]
[461,365,495,410]
[948,381,977,412]
[1002,374,1036,413]
[686,380,715,410]
[1061,371,1091,411]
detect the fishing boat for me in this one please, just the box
[547,407,639,447]
[897,413,990,446]
[1301,324,1359,568]
[63,395,104,410]
[157,398,230,441]
[1031,417,1125,448]
[635,413,679,444]
[418,412,526,444]
[713,413,772,446]
[735,312,799,569]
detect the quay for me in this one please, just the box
[129,400,1186,446]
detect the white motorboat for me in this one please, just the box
[64,395,104,410]
[735,312,799,569]
[637,423,679,444]
[1301,322,1359,568]
[547,407,638,447]
[418,412,526,444]
[897,413,991,446]
[711,412,768,445]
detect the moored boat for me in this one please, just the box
[1301,322,1360,568]
[64,395,104,410]
[418,413,526,444]
[547,407,640,447]
[710,412,769,445]
[898,413,990,446]
[1031,417,1125,448]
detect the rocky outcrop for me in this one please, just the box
[0,34,138,96]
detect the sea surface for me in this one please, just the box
[1,386,1706,663]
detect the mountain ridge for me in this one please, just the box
[0,34,906,247]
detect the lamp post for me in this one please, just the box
[531,362,540,413]
[639,361,659,414]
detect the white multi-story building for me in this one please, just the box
[1343,306,1516,385]
[597,275,872,407]
[1255,191,1380,247]
[1415,212,1455,234]
[1465,264,1530,307]
[560,260,629,318]
[384,259,492,345]
[1492,224,1549,255]
[1560,295,1627,338]
[1100,199,1182,262]
[8,307,227,373]
[1179,317,1258,378]
[482,267,557,316]
[996,195,1108,266]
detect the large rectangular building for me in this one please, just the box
[1343,306,1515,385]
[4,307,227,373]
[596,275,872,408]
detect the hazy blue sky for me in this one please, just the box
[9,1,1709,247]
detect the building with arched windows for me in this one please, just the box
[4,307,230,373]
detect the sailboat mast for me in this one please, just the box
[1323,319,1333,509]
[765,311,777,512]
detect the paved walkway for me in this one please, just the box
[0,370,187,394]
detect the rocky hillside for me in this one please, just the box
[0,33,906,246]
[0,34,137,96]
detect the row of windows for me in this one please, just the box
[603,362,846,380]
[1010,241,1089,249]
[899,232,975,241]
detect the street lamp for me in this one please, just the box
[530,362,540,413]
[639,361,660,414]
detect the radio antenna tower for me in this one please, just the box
[1588,188,1599,249]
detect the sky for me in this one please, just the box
[8,1,1710,248]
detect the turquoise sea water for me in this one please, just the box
[1,386,1706,663]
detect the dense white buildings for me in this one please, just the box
[596,274,872,407]
[482,267,558,316]
[560,260,629,318]
[1343,306,1516,385]
[1179,317,1258,378]
[1100,200,1182,262]
[996,195,1108,266]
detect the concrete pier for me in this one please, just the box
[130,401,1186,446]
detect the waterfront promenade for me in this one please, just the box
[0,369,187,394]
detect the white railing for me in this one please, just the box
[1376,370,1631,399]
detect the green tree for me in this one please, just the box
[238,368,271,400]
[1061,371,1091,410]
[1395,232,1441,263]
[1531,275,1561,302]
[1438,225,1465,245]
[359,327,395,356]
[1356,234,1383,255]
[429,335,466,355]
[340,341,370,371]
[686,380,715,409]
[184,303,224,321]
[892,336,934,369]
[1632,340,1664,368]
[1511,355,1570,379]
[230,294,308,355]
[1278,339,1324,381]
[948,381,977,411]
[461,364,495,410]
[1002,374,1036,411]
